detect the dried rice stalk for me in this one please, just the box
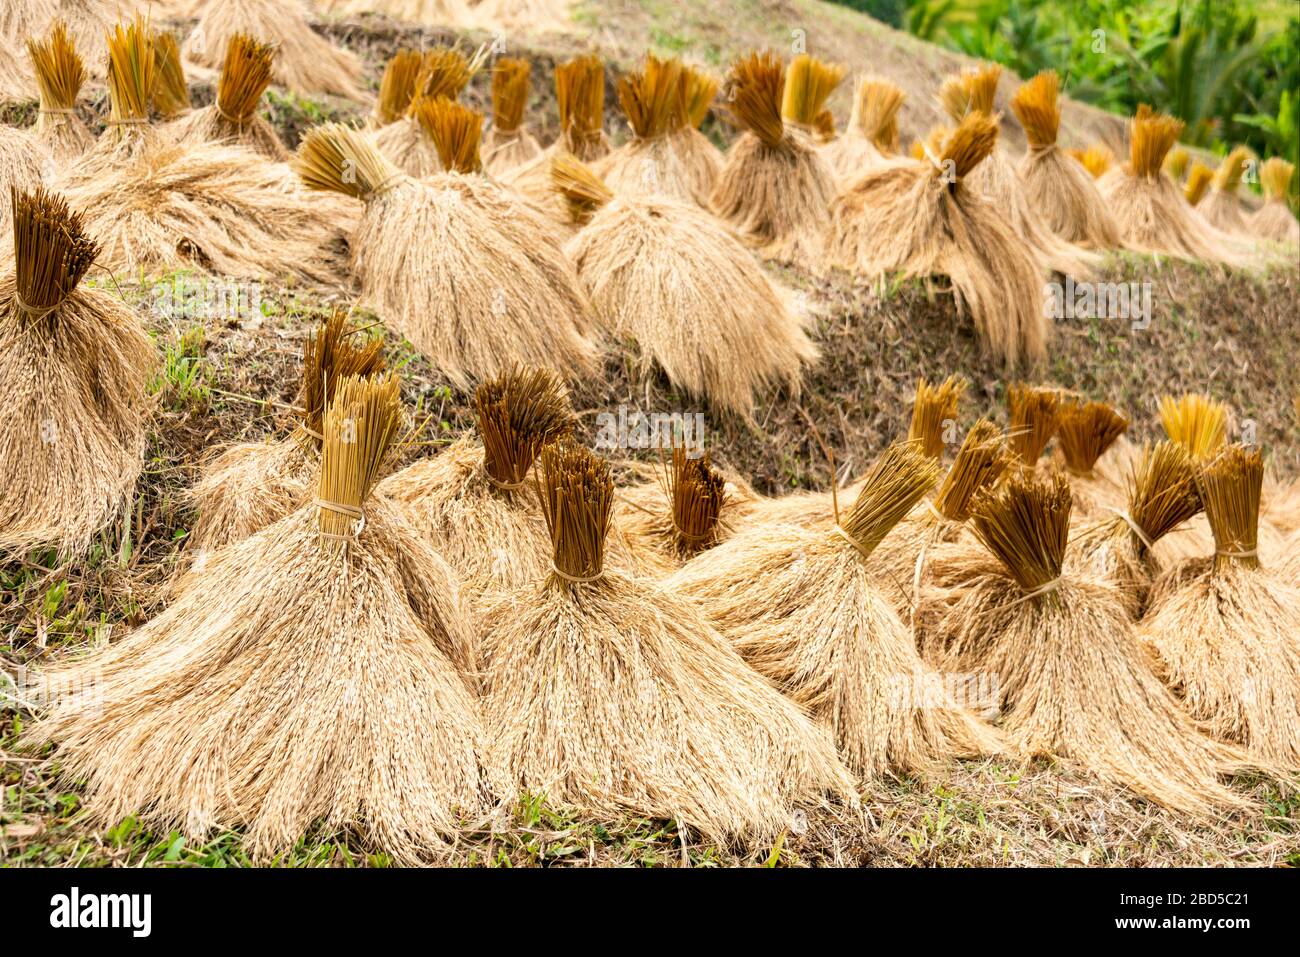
[373,46,479,179]
[827,113,1049,368]
[1056,399,1128,477]
[669,442,1003,779]
[1199,146,1253,233]
[24,374,495,864]
[169,32,286,161]
[373,48,425,127]
[152,30,190,119]
[1142,444,1300,768]
[710,50,837,272]
[482,57,541,176]
[1070,143,1114,179]
[1006,383,1059,465]
[1164,145,1189,182]
[1160,393,1228,461]
[0,186,154,559]
[931,471,1251,816]
[27,20,93,164]
[1250,157,1299,246]
[908,375,967,459]
[782,54,845,142]
[1012,71,1120,248]
[1184,161,1214,206]
[823,76,904,182]
[183,0,364,100]
[1098,107,1253,265]
[295,122,597,388]
[481,440,854,838]
[556,154,817,419]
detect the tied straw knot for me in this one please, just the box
[549,564,604,584]
[11,292,58,321]
[316,498,365,540]
[833,523,874,561]
[1107,507,1156,552]
[215,101,248,129]
[363,174,404,202]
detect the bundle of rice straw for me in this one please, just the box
[929,471,1249,815]
[27,20,93,165]
[1052,398,1129,514]
[152,30,191,120]
[1097,106,1251,265]
[169,32,287,161]
[187,311,385,555]
[1164,145,1189,182]
[709,51,838,272]
[1198,146,1253,234]
[553,154,816,419]
[377,365,574,605]
[1006,382,1059,468]
[23,375,497,863]
[0,0,56,100]
[826,113,1049,368]
[674,63,724,189]
[371,48,425,129]
[937,64,1096,277]
[615,443,759,575]
[0,186,155,560]
[668,442,1003,779]
[183,0,364,100]
[1250,158,1299,246]
[482,58,542,176]
[294,115,596,387]
[1141,445,1300,769]
[1069,143,1114,179]
[908,374,966,459]
[374,46,483,178]
[1011,71,1120,248]
[590,53,712,206]
[1152,392,1225,565]
[56,17,337,282]
[1184,161,1214,207]
[822,76,905,182]
[503,53,610,214]
[1070,440,1202,618]
[480,440,853,839]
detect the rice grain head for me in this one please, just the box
[480,440,854,840]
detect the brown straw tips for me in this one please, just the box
[298,311,386,447]
[1010,70,1060,150]
[475,365,574,491]
[555,53,607,159]
[908,375,967,459]
[1197,443,1263,571]
[933,419,1010,524]
[1184,161,1214,206]
[970,470,1071,593]
[151,29,190,119]
[664,445,727,553]
[838,441,942,559]
[316,374,402,548]
[536,440,614,584]
[216,32,276,127]
[550,153,614,224]
[781,54,845,139]
[1006,383,1060,466]
[12,185,100,318]
[416,97,483,175]
[294,122,405,202]
[375,48,425,126]
[1159,392,1228,461]
[1055,400,1129,477]
[721,50,786,148]
[617,53,687,142]
[491,57,532,134]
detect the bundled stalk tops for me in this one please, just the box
[482,58,542,176]
[822,75,905,182]
[27,20,94,163]
[1251,158,1299,246]
[169,32,287,161]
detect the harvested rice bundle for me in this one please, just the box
[24,375,496,863]
[1164,145,1189,182]
[1069,142,1114,179]
[782,53,845,143]
[930,472,1249,815]
[482,58,542,176]
[822,76,905,182]
[0,0,55,100]
[1152,392,1225,565]
[1141,445,1300,769]
[827,114,1049,368]
[168,32,287,161]
[673,63,724,191]
[590,54,710,206]
[554,155,816,419]
[908,374,966,459]
[615,444,761,575]
[1052,398,1129,514]
[1251,158,1299,246]
[1098,107,1251,265]
[184,0,364,100]
[187,311,385,555]
[152,30,190,120]
[938,64,1096,277]
[66,17,158,181]
[1070,440,1202,618]
[378,365,574,604]
[481,440,853,839]
[669,442,1003,779]
[371,48,425,129]
[1199,146,1253,234]
[27,20,93,165]
[296,110,596,386]
[0,187,155,559]
[1006,382,1059,468]
[1011,71,1120,248]
[1184,161,1214,207]
[374,46,483,178]
[709,51,838,271]
[503,53,610,214]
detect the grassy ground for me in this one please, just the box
[2,1,1300,867]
